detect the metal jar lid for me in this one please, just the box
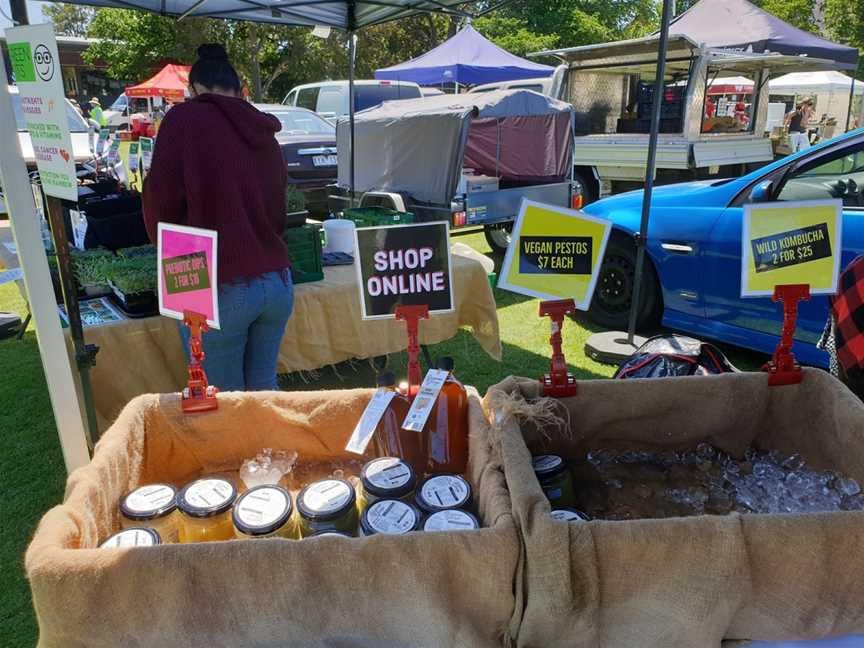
[416,474,472,513]
[177,478,237,518]
[297,478,357,522]
[532,454,568,479]
[232,485,293,537]
[361,457,416,500]
[422,509,480,532]
[100,527,162,548]
[119,483,177,521]
[360,499,421,536]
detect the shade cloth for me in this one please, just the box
[336,89,574,204]
[769,71,864,96]
[667,0,859,70]
[375,25,554,86]
[25,386,521,647]
[125,64,190,100]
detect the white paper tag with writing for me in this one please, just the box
[401,368,448,432]
[345,389,397,455]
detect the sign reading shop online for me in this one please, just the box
[354,221,454,319]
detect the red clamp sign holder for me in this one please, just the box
[762,284,810,386]
[181,311,219,412]
[538,299,578,397]
[395,304,429,401]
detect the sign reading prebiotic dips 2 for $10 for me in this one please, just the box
[741,199,843,297]
[5,24,78,201]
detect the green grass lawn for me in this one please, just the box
[0,231,766,646]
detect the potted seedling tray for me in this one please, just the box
[106,255,158,318]
[70,249,117,299]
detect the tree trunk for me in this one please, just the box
[249,25,263,103]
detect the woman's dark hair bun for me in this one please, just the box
[197,44,229,61]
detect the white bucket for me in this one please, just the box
[323,219,356,256]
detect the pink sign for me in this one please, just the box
[157,223,219,328]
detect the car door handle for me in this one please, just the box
[660,241,695,254]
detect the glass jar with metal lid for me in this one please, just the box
[533,454,577,508]
[415,474,472,513]
[296,478,358,538]
[119,483,179,543]
[232,485,295,540]
[360,499,421,536]
[177,478,237,543]
[358,457,416,509]
[100,527,161,548]
[308,530,354,539]
[422,509,480,532]
[550,508,590,522]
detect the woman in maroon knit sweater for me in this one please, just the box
[143,44,293,391]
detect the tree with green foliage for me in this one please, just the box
[43,3,94,37]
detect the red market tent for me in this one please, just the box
[126,64,191,100]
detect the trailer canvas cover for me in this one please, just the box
[336,89,574,205]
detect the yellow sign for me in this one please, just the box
[741,199,843,297]
[498,200,612,309]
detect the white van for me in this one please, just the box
[468,77,554,95]
[282,80,422,120]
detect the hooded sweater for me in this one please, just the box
[143,94,288,285]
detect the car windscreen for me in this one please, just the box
[11,94,89,133]
[268,110,335,135]
[109,95,127,111]
[354,84,421,111]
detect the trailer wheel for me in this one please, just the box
[573,169,598,205]
[587,233,662,330]
[484,223,513,254]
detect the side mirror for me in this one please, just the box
[750,180,774,203]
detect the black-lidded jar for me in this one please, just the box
[100,527,162,548]
[232,485,295,539]
[422,509,480,532]
[359,457,416,508]
[550,508,590,522]
[532,454,577,508]
[360,499,422,536]
[415,474,472,513]
[296,478,358,537]
[119,483,179,543]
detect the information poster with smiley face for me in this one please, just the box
[5,24,78,201]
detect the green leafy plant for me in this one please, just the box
[107,255,157,295]
[285,185,306,214]
[70,249,117,289]
[117,244,157,259]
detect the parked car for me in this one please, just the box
[584,127,864,368]
[468,77,554,95]
[282,80,422,121]
[256,104,337,217]
[102,94,152,129]
[9,85,92,164]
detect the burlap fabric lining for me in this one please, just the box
[26,387,520,647]
[485,369,864,648]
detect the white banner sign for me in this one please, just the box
[5,24,78,201]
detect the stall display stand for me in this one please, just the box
[181,311,218,412]
[395,304,429,400]
[762,284,811,386]
[46,196,100,448]
[538,299,578,397]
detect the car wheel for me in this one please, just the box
[588,233,662,330]
[484,223,513,254]
[573,169,598,205]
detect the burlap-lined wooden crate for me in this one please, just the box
[26,388,520,648]
[485,369,864,648]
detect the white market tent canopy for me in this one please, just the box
[769,71,864,96]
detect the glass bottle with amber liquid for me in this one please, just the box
[425,357,469,475]
[371,372,425,475]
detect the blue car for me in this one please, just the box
[584,128,864,368]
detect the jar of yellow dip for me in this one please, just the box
[360,499,421,536]
[415,474,472,514]
[100,527,161,548]
[422,509,480,532]
[358,457,416,510]
[232,485,294,540]
[177,478,237,543]
[119,484,179,543]
[296,479,358,538]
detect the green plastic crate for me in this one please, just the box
[283,223,324,284]
[343,207,415,228]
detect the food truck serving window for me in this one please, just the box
[701,67,756,135]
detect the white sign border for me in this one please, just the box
[740,199,843,298]
[497,198,613,310]
[157,222,220,329]
[352,220,456,321]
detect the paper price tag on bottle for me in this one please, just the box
[402,369,449,432]
[345,389,397,455]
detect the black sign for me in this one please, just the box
[518,236,593,275]
[356,222,453,319]
[751,223,832,273]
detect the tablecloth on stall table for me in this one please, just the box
[26,386,520,647]
[73,245,501,429]
[484,369,864,648]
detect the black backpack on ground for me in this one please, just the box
[614,334,737,379]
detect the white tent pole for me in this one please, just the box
[0,81,91,473]
[348,28,356,204]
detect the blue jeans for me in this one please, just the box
[180,269,294,391]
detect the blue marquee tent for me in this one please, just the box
[375,25,555,86]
